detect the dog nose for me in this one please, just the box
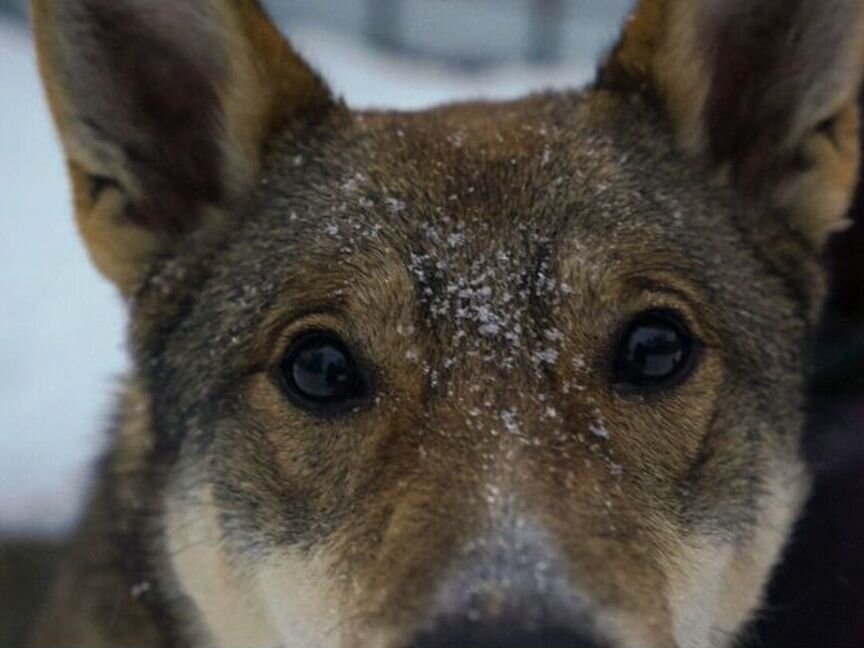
[408,519,616,648]
[409,616,612,648]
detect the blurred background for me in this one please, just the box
[0,0,862,646]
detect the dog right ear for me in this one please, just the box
[599,0,864,252]
[32,0,334,294]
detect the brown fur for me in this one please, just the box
[28,1,864,647]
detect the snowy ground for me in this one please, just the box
[0,15,618,534]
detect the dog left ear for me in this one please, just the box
[599,0,864,251]
[33,0,334,293]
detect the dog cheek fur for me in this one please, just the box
[664,458,808,648]
[163,473,349,648]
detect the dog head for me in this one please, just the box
[33,1,864,647]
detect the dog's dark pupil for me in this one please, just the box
[616,312,692,388]
[285,335,357,402]
[628,324,683,376]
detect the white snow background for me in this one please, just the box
[0,9,626,535]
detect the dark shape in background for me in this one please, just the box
[744,109,864,647]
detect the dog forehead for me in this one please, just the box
[228,93,751,345]
[192,87,804,353]
[253,94,724,300]
[267,97,647,248]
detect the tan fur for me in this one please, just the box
[602,0,709,154]
[165,485,285,647]
[776,103,862,244]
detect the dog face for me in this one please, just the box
[32,1,864,647]
[150,98,815,648]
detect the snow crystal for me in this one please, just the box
[385,197,406,213]
[544,328,564,342]
[589,420,610,440]
[478,322,502,337]
[447,232,466,248]
[500,409,520,436]
[131,581,152,599]
[532,348,560,365]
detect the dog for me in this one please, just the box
[28,0,864,646]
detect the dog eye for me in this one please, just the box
[613,310,700,393]
[279,333,364,411]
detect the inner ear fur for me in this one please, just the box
[33,0,333,293]
[599,0,864,251]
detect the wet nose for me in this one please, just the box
[409,616,612,648]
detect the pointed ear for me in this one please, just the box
[599,0,864,250]
[33,0,333,293]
